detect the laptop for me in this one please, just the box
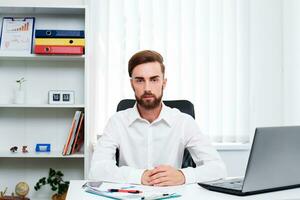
[198,126,300,196]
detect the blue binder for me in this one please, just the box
[35,30,84,38]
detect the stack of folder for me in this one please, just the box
[34,29,85,55]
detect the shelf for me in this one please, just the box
[0,104,85,108]
[0,6,85,15]
[0,152,84,158]
[0,53,85,61]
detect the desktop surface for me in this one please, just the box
[67,180,300,200]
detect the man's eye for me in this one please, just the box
[136,79,143,83]
[151,78,159,82]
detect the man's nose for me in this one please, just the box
[144,80,151,91]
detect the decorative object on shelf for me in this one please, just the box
[0,17,35,53]
[10,146,18,153]
[0,183,30,200]
[22,146,28,153]
[48,90,75,104]
[15,182,29,199]
[34,168,69,200]
[0,187,7,197]
[35,144,51,152]
[14,77,26,104]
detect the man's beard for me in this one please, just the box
[135,89,163,110]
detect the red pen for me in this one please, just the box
[108,189,142,194]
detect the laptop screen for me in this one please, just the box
[242,126,300,192]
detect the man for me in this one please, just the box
[89,50,227,186]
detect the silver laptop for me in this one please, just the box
[198,126,300,196]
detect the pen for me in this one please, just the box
[141,193,172,200]
[108,189,142,194]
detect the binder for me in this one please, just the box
[35,29,84,38]
[35,38,85,46]
[34,45,84,55]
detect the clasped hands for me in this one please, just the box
[141,165,185,186]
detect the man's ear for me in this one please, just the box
[163,78,167,90]
[130,79,135,91]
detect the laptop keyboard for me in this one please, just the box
[210,178,244,190]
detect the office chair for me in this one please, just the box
[116,99,196,168]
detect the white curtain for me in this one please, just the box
[88,0,250,144]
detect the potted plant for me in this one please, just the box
[34,168,69,200]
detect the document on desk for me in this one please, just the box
[83,181,181,200]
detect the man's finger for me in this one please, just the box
[154,180,173,187]
[149,176,169,185]
[149,166,169,175]
[149,171,168,180]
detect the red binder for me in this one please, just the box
[34,45,84,55]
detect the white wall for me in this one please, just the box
[221,0,284,177]
[224,0,300,177]
[219,150,250,177]
[283,0,300,125]
[249,0,283,134]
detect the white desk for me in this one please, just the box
[66,180,300,200]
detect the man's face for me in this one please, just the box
[131,62,167,110]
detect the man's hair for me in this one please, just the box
[128,50,165,77]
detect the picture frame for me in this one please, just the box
[0,17,35,53]
[48,90,75,104]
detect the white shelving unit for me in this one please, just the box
[0,1,88,199]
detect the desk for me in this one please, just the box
[66,180,300,200]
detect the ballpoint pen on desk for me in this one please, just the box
[82,181,103,189]
[108,188,142,194]
[141,193,181,200]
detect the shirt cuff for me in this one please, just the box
[127,168,145,184]
[180,168,196,184]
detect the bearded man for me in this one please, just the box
[89,50,226,186]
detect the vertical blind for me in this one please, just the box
[88,0,250,143]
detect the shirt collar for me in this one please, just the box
[128,102,173,127]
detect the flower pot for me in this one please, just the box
[51,192,67,200]
[14,89,25,104]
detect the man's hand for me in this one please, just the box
[141,170,152,185]
[147,165,186,186]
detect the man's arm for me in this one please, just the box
[147,116,227,186]
[89,118,145,184]
[180,118,227,184]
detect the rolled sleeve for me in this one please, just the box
[180,168,197,184]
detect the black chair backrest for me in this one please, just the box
[117,99,195,119]
[116,99,196,168]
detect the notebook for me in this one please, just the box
[198,126,300,196]
[82,181,181,200]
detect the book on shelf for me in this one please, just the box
[62,110,82,155]
[70,113,84,154]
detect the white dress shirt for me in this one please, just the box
[89,103,227,184]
